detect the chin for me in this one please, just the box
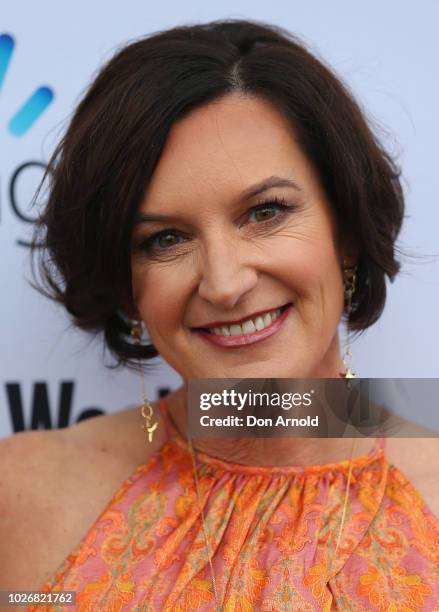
[203,363,298,379]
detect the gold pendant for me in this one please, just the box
[143,420,158,442]
[340,368,356,379]
[141,401,158,443]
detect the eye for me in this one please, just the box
[151,231,182,249]
[136,229,187,254]
[247,197,292,224]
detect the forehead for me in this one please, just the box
[141,93,320,208]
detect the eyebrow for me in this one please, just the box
[241,175,302,199]
[133,175,302,225]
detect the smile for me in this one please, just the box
[193,303,292,348]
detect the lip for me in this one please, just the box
[193,303,293,348]
[193,303,291,329]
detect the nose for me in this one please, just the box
[197,234,258,310]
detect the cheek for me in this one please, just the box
[278,238,340,285]
[275,232,343,313]
[131,264,189,328]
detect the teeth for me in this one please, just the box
[242,320,256,334]
[254,316,265,331]
[207,307,285,337]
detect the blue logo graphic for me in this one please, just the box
[0,33,54,136]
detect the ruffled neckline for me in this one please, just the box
[159,397,386,476]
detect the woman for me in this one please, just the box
[1,19,438,611]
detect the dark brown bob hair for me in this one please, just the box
[32,19,404,368]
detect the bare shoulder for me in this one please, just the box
[385,419,439,521]
[0,400,167,590]
[0,427,70,590]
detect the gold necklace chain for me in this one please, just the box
[187,434,222,612]
[186,432,357,610]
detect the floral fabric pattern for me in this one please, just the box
[29,398,439,611]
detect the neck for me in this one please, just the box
[167,388,375,468]
[166,335,372,467]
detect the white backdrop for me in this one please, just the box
[1,1,438,438]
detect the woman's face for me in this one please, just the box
[131,94,347,379]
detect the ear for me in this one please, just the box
[119,293,141,321]
[342,255,359,269]
[339,237,360,269]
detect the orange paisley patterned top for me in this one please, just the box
[30,397,439,611]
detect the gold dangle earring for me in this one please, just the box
[323,262,359,583]
[131,321,159,444]
[339,262,358,380]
